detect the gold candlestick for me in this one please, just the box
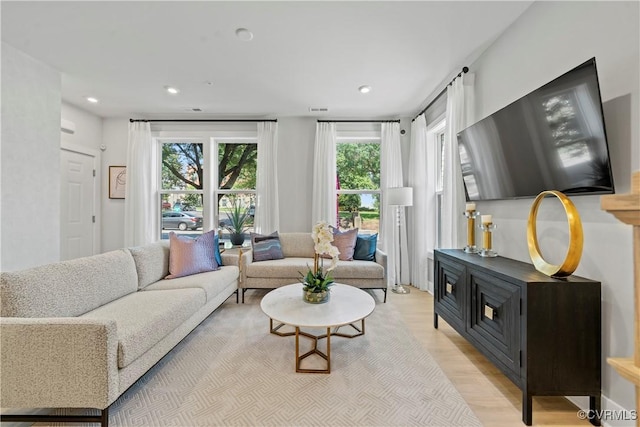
[463,210,479,253]
[479,221,498,257]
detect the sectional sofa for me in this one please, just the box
[240,232,387,302]
[0,241,240,426]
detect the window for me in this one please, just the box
[156,131,257,243]
[215,139,257,245]
[160,139,205,238]
[335,138,380,234]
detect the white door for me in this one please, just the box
[60,149,96,260]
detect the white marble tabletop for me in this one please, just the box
[260,283,375,328]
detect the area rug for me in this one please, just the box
[51,292,481,427]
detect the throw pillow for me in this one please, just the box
[214,233,223,266]
[251,231,284,262]
[329,227,358,261]
[166,230,219,279]
[354,234,378,261]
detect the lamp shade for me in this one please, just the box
[386,187,413,206]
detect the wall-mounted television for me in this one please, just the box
[457,58,614,201]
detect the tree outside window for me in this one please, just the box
[216,142,257,245]
[159,138,257,242]
[336,141,380,234]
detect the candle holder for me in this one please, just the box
[479,222,498,257]
[463,210,479,253]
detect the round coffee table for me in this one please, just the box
[260,283,375,373]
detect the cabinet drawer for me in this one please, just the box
[468,269,521,376]
[435,256,466,330]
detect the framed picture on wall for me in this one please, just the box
[109,166,127,199]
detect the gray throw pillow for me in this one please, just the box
[251,231,284,262]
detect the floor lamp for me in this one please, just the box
[387,187,413,295]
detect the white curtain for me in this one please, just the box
[312,122,337,226]
[124,121,158,247]
[442,73,475,249]
[407,114,431,291]
[380,122,406,287]
[255,122,279,234]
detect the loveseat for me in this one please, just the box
[240,232,387,302]
[0,240,240,426]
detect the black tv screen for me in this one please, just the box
[457,58,614,201]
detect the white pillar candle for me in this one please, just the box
[481,214,492,224]
[466,203,476,211]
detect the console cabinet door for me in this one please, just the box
[467,269,521,376]
[435,256,466,331]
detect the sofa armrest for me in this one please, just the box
[0,317,119,409]
[239,249,252,285]
[375,249,388,281]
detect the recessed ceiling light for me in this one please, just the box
[358,85,372,94]
[86,97,99,103]
[235,28,254,41]
[165,86,180,95]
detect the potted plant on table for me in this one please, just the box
[299,221,340,304]
[224,198,251,246]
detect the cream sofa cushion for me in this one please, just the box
[1,249,138,318]
[246,258,383,280]
[144,266,238,302]
[82,288,205,368]
[246,257,310,279]
[332,260,384,280]
[279,233,315,258]
[128,241,170,289]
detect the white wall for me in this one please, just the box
[277,117,317,232]
[61,102,103,152]
[101,118,128,252]
[1,43,61,270]
[464,1,638,415]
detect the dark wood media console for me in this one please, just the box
[433,249,601,426]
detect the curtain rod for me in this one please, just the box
[412,66,469,122]
[317,119,400,123]
[129,118,277,123]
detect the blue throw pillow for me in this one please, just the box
[214,233,223,266]
[353,234,377,261]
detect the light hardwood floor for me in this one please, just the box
[390,287,593,427]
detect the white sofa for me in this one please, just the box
[0,241,240,426]
[240,232,387,302]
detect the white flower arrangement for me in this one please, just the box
[300,221,341,293]
[311,221,340,271]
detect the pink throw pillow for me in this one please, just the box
[330,227,358,261]
[166,230,219,279]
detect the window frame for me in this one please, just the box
[428,118,446,249]
[153,129,257,240]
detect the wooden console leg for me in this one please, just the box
[434,313,439,329]
[522,392,532,426]
[589,395,601,426]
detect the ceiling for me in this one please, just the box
[1,1,533,119]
